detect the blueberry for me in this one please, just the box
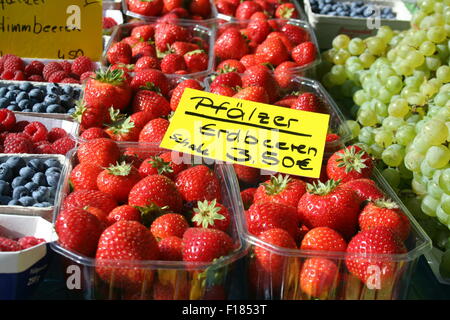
[363,6,375,17]
[0,180,11,196]
[322,4,332,13]
[328,11,337,16]
[15,91,28,102]
[32,186,50,202]
[0,87,7,97]
[18,99,32,110]
[40,202,52,207]
[29,88,44,101]
[5,157,26,173]
[355,1,363,6]
[8,199,21,206]
[44,94,60,105]
[24,181,39,192]
[23,108,32,112]
[32,103,47,113]
[45,167,61,176]
[59,94,73,108]
[62,85,74,96]
[46,172,60,187]
[46,104,65,113]
[324,0,333,4]
[19,196,36,206]
[0,163,13,182]
[44,159,61,169]
[29,159,46,172]
[46,83,62,95]
[4,91,17,101]
[19,166,35,179]
[7,104,20,111]
[7,85,19,91]
[11,176,28,188]
[0,98,9,108]
[19,82,33,92]
[12,186,30,199]
[67,108,76,115]
[48,186,57,199]
[72,89,81,100]
[32,172,47,186]
[0,195,12,205]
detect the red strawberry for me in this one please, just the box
[96,220,160,289]
[274,61,298,89]
[47,127,67,142]
[170,41,199,56]
[359,199,411,241]
[158,236,183,261]
[214,28,249,60]
[154,22,190,52]
[239,54,259,70]
[291,92,323,113]
[184,50,208,73]
[240,188,256,211]
[216,0,237,15]
[130,69,169,95]
[255,36,290,67]
[103,17,118,29]
[346,226,407,287]
[84,68,132,111]
[77,138,121,167]
[292,41,317,67]
[192,199,230,232]
[211,71,242,89]
[80,127,109,140]
[190,0,211,17]
[55,207,104,257]
[182,227,234,262]
[104,116,140,142]
[23,122,47,142]
[132,89,170,117]
[163,0,183,12]
[150,213,189,239]
[160,53,187,74]
[128,174,183,212]
[175,165,222,202]
[281,24,309,46]
[84,206,109,226]
[341,178,385,202]
[235,1,263,19]
[138,118,169,144]
[300,258,338,298]
[107,42,132,65]
[107,205,142,225]
[132,42,157,61]
[254,174,307,207]
[127,0,164,16]
[275,3,298,19]
[139,151,187,179]
[216,59,245,73]
[18,236,46,250]
[134,56,160,71]
[0,109,16,131]
[241,64,279,102]
[131,25,155,41]
[300,227,347,252]
[233,164,260,185]
[326,145,374,183]
[297,180,362,239]
[62,190,118,214]
[24,60,44,77]
[210,84,236,96]
[170,79,203,111]
[233,86,269,103]
[0,237,21,251]
[247,19,272,44]
[96,162,141,203]
[70,162,103,191]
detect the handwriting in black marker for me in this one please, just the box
[84,0,99,7]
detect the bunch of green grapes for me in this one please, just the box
[321,0,450,270]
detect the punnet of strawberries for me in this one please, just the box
[214,19,318,74]
[126,0,213,20]
[238,144,416,299]
[0,54,96,84]
[105,21,212,76]
[215,0,301,20]
[54,139,242,299]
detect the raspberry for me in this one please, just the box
[1,70,14,80]
[61,77,79,83]
[3,133,35,153]
[80,71,95,83]
[0,237,21,252]
[80,127,108,140]
[18,236,46,249]
[42,61,63,81]
[102,17,117,29]
[23,121,48,142]
[13,70,26,80]
[11,120,30,133]
[51,136,75,155]
[3,55,24,72]
[48,70,68,83]
[28,75,44,82]
[35,141,54,154]
[25,60,45,76]
[0,109,16,131]
[0,132,9,144]
[71,56,94,77]
[47,127,68,142]
[59,60,72,74]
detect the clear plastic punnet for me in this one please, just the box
[50,142,250,300]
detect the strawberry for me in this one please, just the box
[107,42,132,65]
[341,178,385,202]
[18,236,46,250]
[240,187,257,210]
[190,0,211,17]
[292,41,317,67]
[62,190,118,214]
[84,68,132,111]
[150,213,189,239]
[281,24,309,46]
[0,109,16,131]
[154,22,190,52]
[132,90,170,118]
[158,236,183,261]
[0,237,21,251]
[105,116,141,142]
[47,127,68,142]
[163,0,183,13]
[23,122,48,142]
[135,56,160,71]
[274,61,298,89]
[70,162,103,191]
[239,54,259,70]
[241,64,279,102]
[24,60,44,77]
[210,84,236,96]
[254,174,307,207]
[297,180,362,239]
[275,3,298,19]
[170,79,203,111]
[103,17,118,29]
[139,152,187,179]
[130,69,170,95]
[138,118,169,144]
[300,258,338,299]
[359,199,411,241]
[255,36,290,67]
[211,71,242,89]
[233,164,260,185]
[96,220,160,289]
[214,28,249,60]
[346,226,407,287]
[247,19,272,44]
[107,205,142,225]
[326,145,374,183]
[233,86,269,103]
[84,206,109,226]
[235,1,263,20]
[77,138,121,167]
[80,127,109,140]
[79,71,95,83]
[170,41,199,56]
[131,24,155,41]
[182,227,234,262]
[216,59,245,73]
[215,0,237,16]
[128,174,183,212]
[184,50,208,73]
[55,207,104,257]
[132,42,157,61]
[160,53,187,73]
[127,0,164,16]
[192,199,230,232]
[300,227,347,252]
[291,92,323,113]
[175,165,222,202]
[97,162,141,203]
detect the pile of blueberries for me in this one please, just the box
[0,156,62,207]
[309,0,397,19]
[0,82,81,114]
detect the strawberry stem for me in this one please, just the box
[136,203,169,228]
[106,161,133,176]
[148,156,174,175]
[306,179,341,196]
[335,146,369,174]
[263,174,290,195]
[192,199,224,228]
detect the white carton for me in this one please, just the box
[0,214,57,300]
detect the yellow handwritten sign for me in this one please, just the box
[0,0,102,60]
[160,89,331,178]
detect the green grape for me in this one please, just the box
[405,150,425,172]
[329,65,347,85]
[359,52,376,68]
[411,135,432,153]
[415,120,427,134]
[357,107,378,127]
[412,10,427,26]
[339,80,356,97]
[382,144,405,167]
[421,195,440,217]
[436,43,450,61]
[436,205,449,225]
[369,143,384,158]
[419,41,437,56]
[421,160,438,178]
[345,56,361,68]
[401,86,418,98]
[373,100,388,117]
[344,120,360,139]
[333,49,351,65]
[358,126,375,145]
[413,176,429,196]
[420,80,440,97]
[434,2,445,13]
[428,180,444,199]
[332,34,350,50]
[436,65,450,83]
[439,168,450,194]
[368,82,382,98]
[406,50,425,68]
[377,87,393,104]
[395,124,416,145]
[322,49,337,63]
[366,37,387,56]
[423,119,448,144]
[428,105,442,117]
[377,26,394,43]
[405,76,424,88]
[426,145,450,168]
[426,55,442,70]
[442,194,450,215]
[374,129,394,147]
[382,168,401,188]
[348,38,365,56]
[353,89,369,106]
[407,92,427,106]
[386,75,403,94]
[382,116,405,130]
[321,73,334,89]
[387,49,397,62]
[406,114,423,125]
[397,44,411,58]
[388,98,410,118]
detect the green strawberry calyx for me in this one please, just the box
[139,81,161,94]
[372,198,400,210]
[185,49,205,57]
[70,100,87,123]
[192,199,224,228]
[148,155,174,175]
[335,146,369,174]
[136,202,169,228]
[106,161,133,176]
[108,107,127,124]
[279,7,294,18]
[263,174,291,195]
[94,68,126,85]
[218,64,237,74]
[106,117,135,136]
[306,179,341,196]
